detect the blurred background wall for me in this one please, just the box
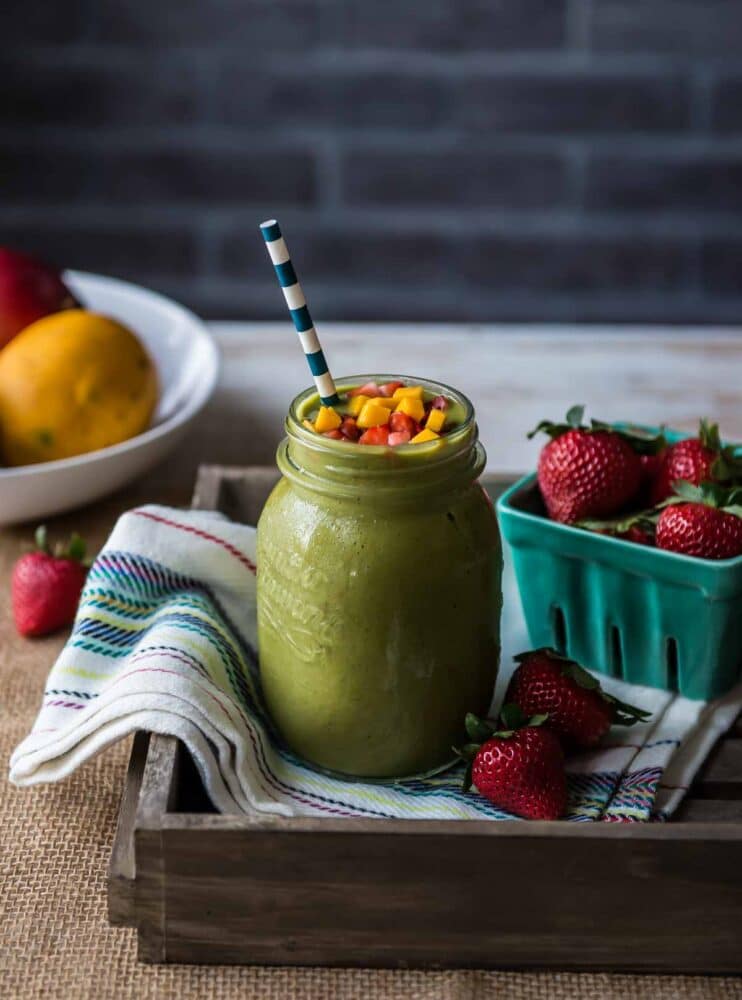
[2,1,741,323]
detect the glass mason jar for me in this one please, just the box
[257,375,502,779]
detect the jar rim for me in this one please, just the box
[286,373,475,457]
[279,374,484,502]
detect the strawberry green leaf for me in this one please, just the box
[562,661,600,691]
[527,419,566,441]
[670,479,707,503]
[461,758,474,793]
[499,702,526,731]
[608,423,667,456]
[527,713,549,727]
[668,479,742,510]
[603,693,652,726]
[67,533,86,562]
[721,504,742,520]
[699,418,722,453]
[577,511,659,535]
[465,713,495,744]
[527,406,586,441]
[713,448,742,483]
[566,404,585,428]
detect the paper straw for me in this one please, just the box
[260,219,339,406]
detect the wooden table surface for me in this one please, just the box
[4,323,742,998]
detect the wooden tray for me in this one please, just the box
[108,465,742,971]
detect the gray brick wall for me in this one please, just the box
[2,1,742,323]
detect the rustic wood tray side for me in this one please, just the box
[108,465,742,972]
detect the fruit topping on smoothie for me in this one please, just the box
[303,380,454,447]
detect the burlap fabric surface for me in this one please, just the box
[2,496,742,1000]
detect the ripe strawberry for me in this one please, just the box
[457,706,567,820]
[388,430,411,446]
[348,381,382,398]
[389,411,418,437]
[504,648,650,749]
[12,527,89,637]
[637,450,666,505]
[529,406,662,524]
[379,381,403,397]
[358,425,390,446]
[322,429,344,440]
[618,523,654,546]
[339,416,360,441]
[655,481,742,560]
[650,420,742,505]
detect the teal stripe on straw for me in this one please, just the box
[290,305,313,332]
[274,260,298,287]
[260,220,281,242]
[306,349,328,376]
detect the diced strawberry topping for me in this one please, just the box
[348,381,382,398]
[430,395,448,411]
[388,430,411,446]
[358,425,390,446]
[322,429,344,440]
[389,411,419,437]
[379,381,403,397]
[339,416,360,441]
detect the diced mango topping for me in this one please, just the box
[357,399,392,429]
[393,385,424,401]
[395,396,425,422]
[301,381,455,448]
[314,406,342,433]
[410,428,440,444]
[426,408,446,433]
[347,394,370,416]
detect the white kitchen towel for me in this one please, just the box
[10,505,742,820]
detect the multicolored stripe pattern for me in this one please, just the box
[10,504,727,822]
[260,219,339,405]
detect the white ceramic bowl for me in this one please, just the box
[0,271,220,525]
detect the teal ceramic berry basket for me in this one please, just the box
[497,427,742,701]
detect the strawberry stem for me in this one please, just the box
[34,525,49,554]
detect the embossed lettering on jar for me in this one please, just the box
[257,376,503,779]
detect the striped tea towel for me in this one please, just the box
[10,505,742,821]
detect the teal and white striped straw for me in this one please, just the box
[260,219,340,406]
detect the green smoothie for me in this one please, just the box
[257,375,502,779]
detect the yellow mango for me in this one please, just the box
[393,385,424,401]
[357,399,391,429]
[314,406,342,433]
[375,397,397,409]
[426,408,446,433]
[347,394,369,416]
[302,419,316,432]
[410,428,440,444]
[395,396,425,422]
